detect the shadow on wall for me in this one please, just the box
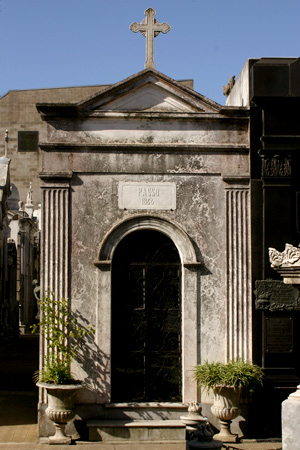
[73,309,109,401]
[7,184,20,210]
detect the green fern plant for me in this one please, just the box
[31,291,95,384]
[194,359,264,394]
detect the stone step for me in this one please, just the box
[87,419,186,442]
[104,402,188,420]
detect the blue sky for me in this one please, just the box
[0,0,300,105]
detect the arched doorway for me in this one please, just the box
[111,230,181,402]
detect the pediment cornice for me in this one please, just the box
[36,69,249,120]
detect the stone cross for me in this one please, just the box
[130,8,170,70]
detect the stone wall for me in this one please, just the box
[0,85,109,208]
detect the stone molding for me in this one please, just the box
[39,171,73,188]
[39,142,249,152]
[222,175,250,187]
[223,179,252,361]
[96,215,198,263]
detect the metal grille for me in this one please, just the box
[111,231,181,402]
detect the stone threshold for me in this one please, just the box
[88,419,185,427]
[87,419,186,442]
[105,403,187,408]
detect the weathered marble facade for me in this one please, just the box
[37,68,250,432]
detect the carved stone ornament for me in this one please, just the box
[254,280,300,311]
[269,243,300,284]
[261,156,291,178]
[223,75,235,97]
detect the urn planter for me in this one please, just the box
[193,359,264,442]
[211,385,241,443]
[37,382,82,445]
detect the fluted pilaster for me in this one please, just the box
[40,172,72,299]
[39,171,72,401]
[224,177,252,361]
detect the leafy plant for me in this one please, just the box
[194,359,264,393]
[31,291,95,384]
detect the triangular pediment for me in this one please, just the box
[76,69,222,114]
[97,83,199,112]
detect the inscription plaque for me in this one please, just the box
[255,280,300,311]
[265,316,293,353]
[118,182,176,210]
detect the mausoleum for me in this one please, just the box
[1,7,300,443]
[36,8,251,439]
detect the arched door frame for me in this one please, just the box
[94,215,201,403]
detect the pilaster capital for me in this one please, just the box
[39,171,73,189]
[222,175,250,189]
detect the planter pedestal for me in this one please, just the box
[211,386,241,443]
[213,419,238,443]
[37,382,82,445]
[182,402,222,450]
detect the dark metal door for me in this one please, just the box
[111,230,181,402]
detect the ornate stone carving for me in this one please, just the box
[269,244,300,268]
[261,156,291,178]
[269,244,300,284]
[180,402,204,432]
[254,280,300,311]
[130,8,170,69]
[223,75,235,97]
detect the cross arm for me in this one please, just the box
[130,22,142,33]
[158,22,171,34]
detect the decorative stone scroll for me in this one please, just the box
[254,280,300,311]
[269,243,300,284]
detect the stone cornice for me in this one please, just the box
[36,108,249,121]
[39,143,249,153]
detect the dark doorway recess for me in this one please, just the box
[111,230,182,402]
